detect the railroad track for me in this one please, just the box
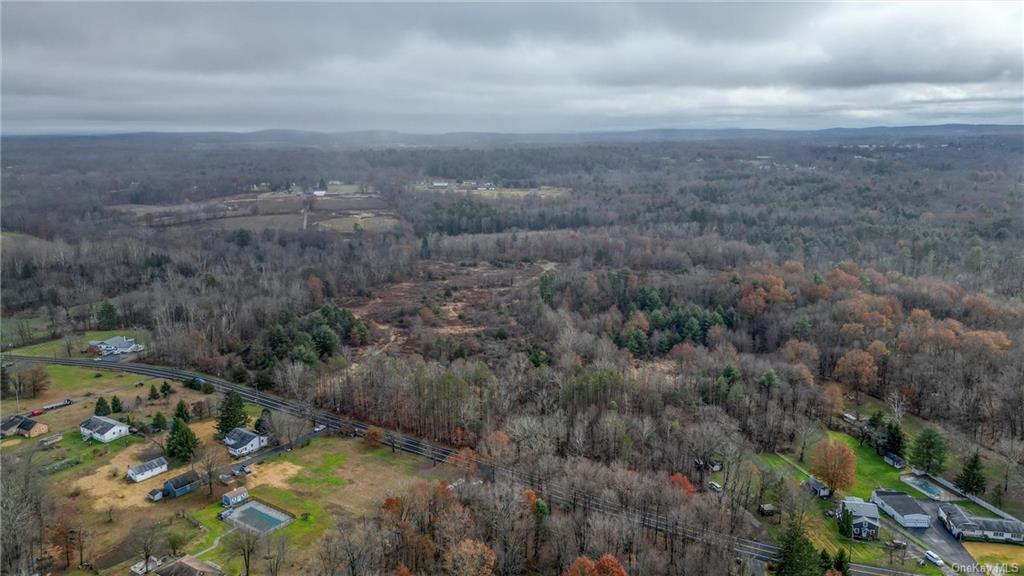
[7,355,925,576]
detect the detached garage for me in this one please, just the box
[871,490,930,528]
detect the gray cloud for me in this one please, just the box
[2,2,1021,134]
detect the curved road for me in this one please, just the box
[7,354,925,576]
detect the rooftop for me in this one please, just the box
[842,496,879,519]
[224,428,259,446]
[166,470,200,489]
[872,490,927,516]
[128,456,168,476]
[80,415,124,435]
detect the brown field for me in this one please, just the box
[962,542,1024,575]
[414,183,570,199]
[316,213,401,233]
[311,195,389,211]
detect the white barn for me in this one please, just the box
[127,456,169,483]
[80,415,130,443]
[223,428,268,458]
[871,490,930,528]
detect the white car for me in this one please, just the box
[924,551,944,566]
[708,481,723,492]
[313,424,327,433]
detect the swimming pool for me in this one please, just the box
[901,474,959,501]
[228,501,294,534]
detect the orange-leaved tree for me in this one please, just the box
[810,438,856,492]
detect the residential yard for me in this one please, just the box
[187,436,451,575]
[6,329,141,358]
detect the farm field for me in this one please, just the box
[316,213,401,233]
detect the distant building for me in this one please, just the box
[164,470,201,498]
[840,496,880,540]
[127,456,169,483]
[938,504,1024,544]
[1,415,48,438]
[222,487,249,507]
[871,490,929,528]
[89,335,144,356]
[155,555,225,576]
[312,190,327,197]
[79,415,130,443]
[129,556,163,575]
[223,428,268,458]
[804,476,832,498]
[431,181,449,188]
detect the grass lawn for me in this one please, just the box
[1,314,50,349]
[824,431,924,499]
[962,541,1024,574]
[7,329,141,358]
[46,433,143,479]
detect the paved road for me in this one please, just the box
[6,354,924,576]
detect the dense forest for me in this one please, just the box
[2,128,1022,575]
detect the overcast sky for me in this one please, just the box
[2,2,1022,134]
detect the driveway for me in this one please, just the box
[906,501,977,570]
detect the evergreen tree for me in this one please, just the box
[776,518,821,576]
[910,427,948,475]
[110,395,123,413]
[838,509,853,538]
[152,412,167,430]
[96,301,118,330]
[149,383,160,401]
[174,399,191,423]
[956,451,987,496]
[884,421,905,456]
[160,381,173,397]
[833,548,851,576]
[166,417,199,460]
[216,390,248,436]
[818,549,832,571]
[94,397,111,416]
[311,325,340,358]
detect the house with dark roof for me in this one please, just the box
[840,496,880,540]
[883,452,905,469]
[1,415,48,438]
[80,415,130,443]
[127,456,169,483]
[164,470,201,498]
[804,476,832,498]
[155,555,225,576]
[871,490,929,528]
[223,428,268,458]
[939,504,1024,544]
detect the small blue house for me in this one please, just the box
[164,470,201,498]
[222,487,249,507]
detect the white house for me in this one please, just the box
[222,487,249,507]
[89,336,145,356]
[127,456,169,483]
[313,190,327,197]
[129,556,163,576]
[939,504,1024,544]
[871,490,929,528]
[223,428,268,458]
[80,415,130,443]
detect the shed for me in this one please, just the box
[804,476,831,498]
[128,456,169,483]
[757,504,779,516]
[883,452,905,469]
[164,470,201,498]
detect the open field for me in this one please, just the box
[188,436,450,574]
[316,213,401,233]
[962,542,1024,575]
[413,182,571,199]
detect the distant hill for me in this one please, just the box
[4,124,1021,150]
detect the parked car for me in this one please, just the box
[241,464,253,474]
[924,551,944,567]
[313,424,327,433]
[30,409,44,416]
[217,509,234,520]
[708,481,723,492]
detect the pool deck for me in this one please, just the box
[228,500,294,534]
[900,473,961,502]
